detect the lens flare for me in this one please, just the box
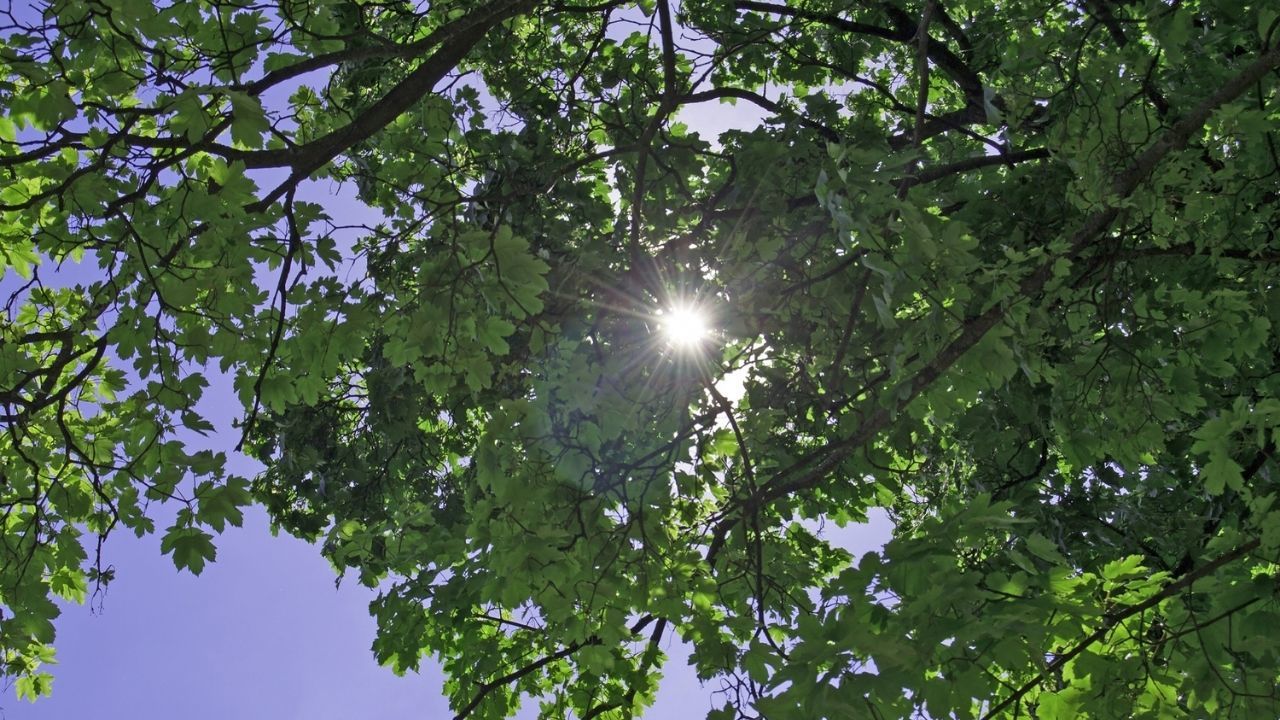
[660,305,709,347]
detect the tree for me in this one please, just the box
[2,0,1279,715]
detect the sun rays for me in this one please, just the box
[657,304,710,348]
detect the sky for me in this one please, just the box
[3,7,897,718]
[15,509,890,720]
[10,318,890,720]
[3,165,900,720]
[11,349,890,720]
[7,302,890,720]
[6,142,895,720]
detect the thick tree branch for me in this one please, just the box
[681,87,840,142]
[896,147,1051,188]
[735,1,984,101]
[235,0,534,97]
[627,0,684,266]
[238,0,535,207]
[897,0,938,198]
[734,0,903,44]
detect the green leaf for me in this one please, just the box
[8,1,1280,714]
[227,91,270,149]
[16,672,53,702]
[33,81,77,128]
[263,52,305,73]
[160,526,218,575]
[48,567,88,604]
[1025,533,1065,564]
[195,478,252,532]
[477,317,515,355]
[1203,454,1243,495]
[1101,555,1146,583]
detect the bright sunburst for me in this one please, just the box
[659,305,710,348]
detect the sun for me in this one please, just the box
[659,305,710,347]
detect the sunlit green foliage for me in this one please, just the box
[3,0,1280,717]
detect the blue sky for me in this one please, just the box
[18,506,890,720]
[17,508,456,719]
[2,9,893,713]
[5,183,892,718]
[12,349,889,719]
[5,106,897,720]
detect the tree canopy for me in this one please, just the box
[3,0,1280,716]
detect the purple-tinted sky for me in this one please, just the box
[9,183,893,718]
[16,507,889,720]
[12,341,889,720]
[15,508,455,719]
[4,11,894,712]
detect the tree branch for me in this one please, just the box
[681,87,840,142]
[706,41,1280,561]
[897,148,1051,188]
[453,615,656,720]
[979,537,1264,720]
[242,0,536,209]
